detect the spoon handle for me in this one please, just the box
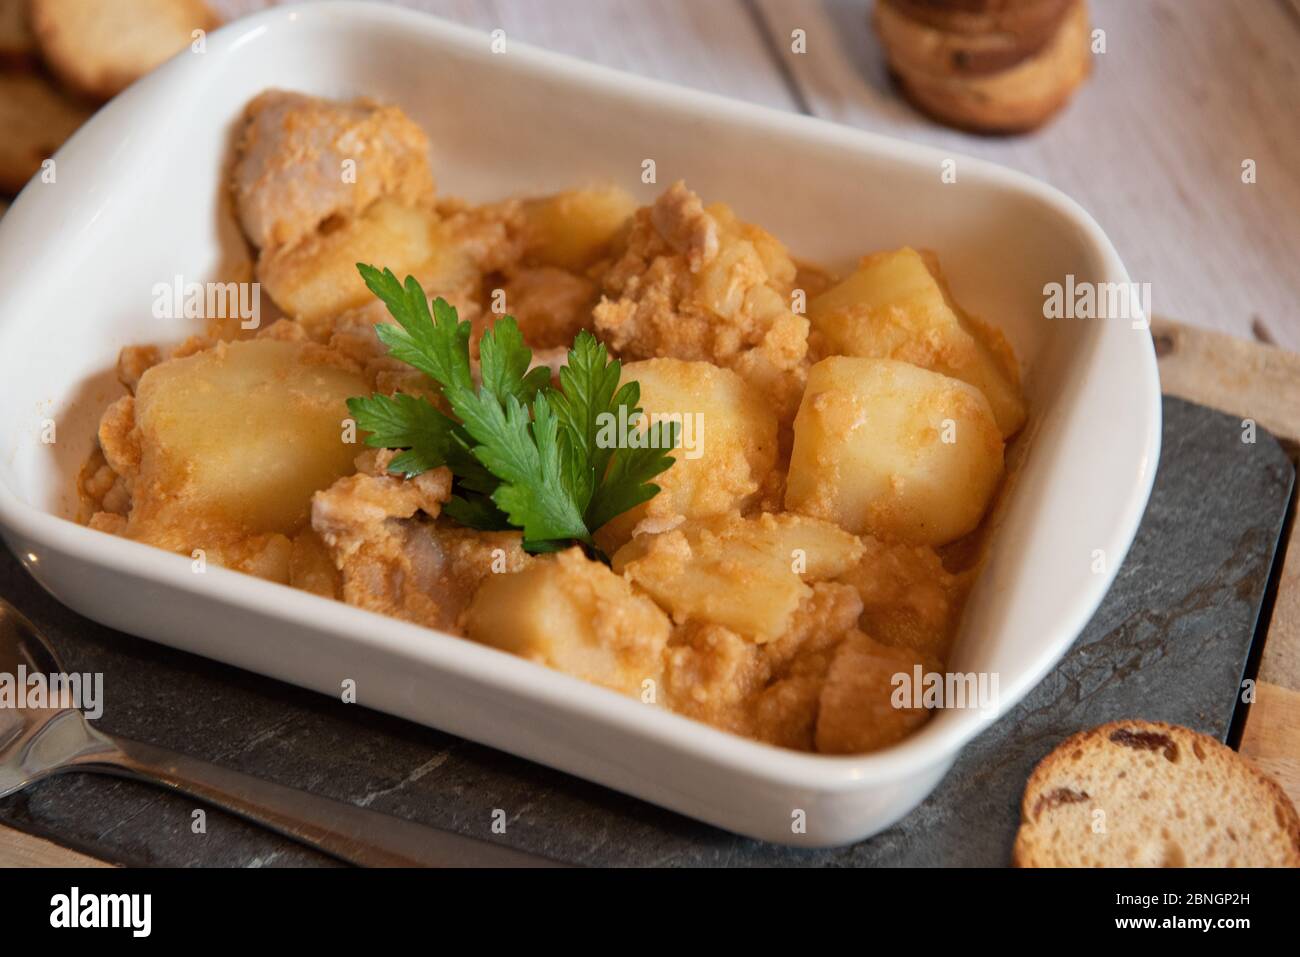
[70,735,558,868]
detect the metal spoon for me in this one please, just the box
[0,596,558,867]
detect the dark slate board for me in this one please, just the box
[0,397,1292,867]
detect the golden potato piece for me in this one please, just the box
[465,548,671,697]
[594,357,778,552]
[786,357,1004,546]
[257,198,474,331]
[808,246,1026,437]
[129,339,367,545]
[613,513,863,643]
[30,0,218,102]
[233,90,435,251]
[815,632,935,754]
[522,185,636,271]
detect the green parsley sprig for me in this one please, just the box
[346,264,679,558]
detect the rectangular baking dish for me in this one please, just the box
[0,0,1161,847]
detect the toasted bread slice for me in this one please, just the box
[30,0,218,101]
[874,0,1069,77]
[0,71,91,194]
[902,0,1053,8]
[887,0,1091,133]
[890,0,1074,40]
[1014,720,1300,867]
[232,90,436,251]
[0,0,36,66]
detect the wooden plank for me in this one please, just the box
[1157,317,1300,810]
[752,0,1300,352]
[1264,499,1300,691]
[208,0,799,109]
[1240,681,1300,812]
[0,822,112,868]
[1152,316,1300,444]
[1152,317,1300,694]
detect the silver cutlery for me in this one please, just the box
[0,596,561,867]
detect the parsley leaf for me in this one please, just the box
[586,418,679,533]
[359,265,474,395]
[346,391,498,491]
[462,389,590,545]
[442,491,513,531]
[550,330,625,511]
[479,315,553,407]
[549,331,678,534]
[347,264,679,557]
[346,392,459,477]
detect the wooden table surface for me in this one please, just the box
[3,0,1298,866]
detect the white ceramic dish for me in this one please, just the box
[0,1,1160,847]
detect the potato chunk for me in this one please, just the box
[612,513,864,643]
[130,339,367,544]
[257,198,475,330]
[594,358,778,552]
[808,247,1026,437]
[464,548,670,697]
[815,632,936,754]
[522,185,636,271]
[786,357,1004,546]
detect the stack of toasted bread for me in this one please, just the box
[873,0,1092,133]
[0,0,218,197]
